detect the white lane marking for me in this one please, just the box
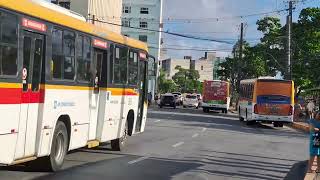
[172,141,184,148]
[148,110,238,120]
[154,120,161,123]
[202,128,207,132]
[128,156,148,164]
[192,133,199,138]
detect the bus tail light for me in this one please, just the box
[288,106,293,116]
[254,104,258,114]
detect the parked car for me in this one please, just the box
[173,94,181,105]
[172,92,183,105]
[159,94,176,109]
[183,94,200,108]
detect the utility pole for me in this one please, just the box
[286,0,293,80]
[237,23,244,91]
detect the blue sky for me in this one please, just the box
[162,0,319,59]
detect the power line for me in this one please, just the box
[90,18,234,44]
[149,46,233,52]
[95,8,290,24]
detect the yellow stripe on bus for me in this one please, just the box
[0,83,138,96]
[0,82,21,88]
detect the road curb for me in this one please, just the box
[288,122,309,132]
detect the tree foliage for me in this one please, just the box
[172,66,202,93]
[218,7,320,94]
[157,70,177,93]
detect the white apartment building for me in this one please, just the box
[161,52,216,82]
[50,0,123,33]
[121,0,163,96]
[161,58,191,79]
[194,59,214,82]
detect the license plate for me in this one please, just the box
[165,104,170,105]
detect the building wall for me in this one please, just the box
[69,0,122,33]
[122,0,163,96]
[161,58,190,79]
[194,59,214,82]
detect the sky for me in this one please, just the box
[162,0,319,59]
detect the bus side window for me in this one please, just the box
[0,11,18,77]
[52,28,63,79]
[128,50,138,85]
[114,47,121,84]
[109,44,114,84]
[114,46,128,84]
[63,30,75,80]
[76,35,91,82]
[52,28,76,80]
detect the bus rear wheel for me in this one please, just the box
[38,121,68,172]
[111,122,128,151]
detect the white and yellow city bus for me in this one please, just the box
[0,0,151,171]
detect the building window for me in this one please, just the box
[139,21,148,28]
[201,66,203,70]
[122,5,131,13]
[140,7,149,14]
[139,35,148,42]
[122,20,130,27]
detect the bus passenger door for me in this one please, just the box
[16,31,44,158]
[88,50,104,140]
[135,57,148,133]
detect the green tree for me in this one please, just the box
[291,8,320,90]
[219,8,320,94]
[157,70,177,93]
[172,66,202,93]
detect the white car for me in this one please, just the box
[183,94,200,108]
[172,92,183,105]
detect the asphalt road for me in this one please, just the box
[0,106,309,180]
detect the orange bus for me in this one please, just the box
[238,78,295,127]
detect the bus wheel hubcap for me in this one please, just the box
[54,133,65,163]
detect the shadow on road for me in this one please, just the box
[283,160,307,180]
[29,154,202,180]
[149,113,307,139]
[181,150,303,180]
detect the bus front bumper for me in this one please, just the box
[252,114,293,123]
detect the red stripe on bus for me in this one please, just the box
[0,88,45,104]
[0,88,22,104]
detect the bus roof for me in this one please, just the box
[0,0,148,52]
[241,78,292,84]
